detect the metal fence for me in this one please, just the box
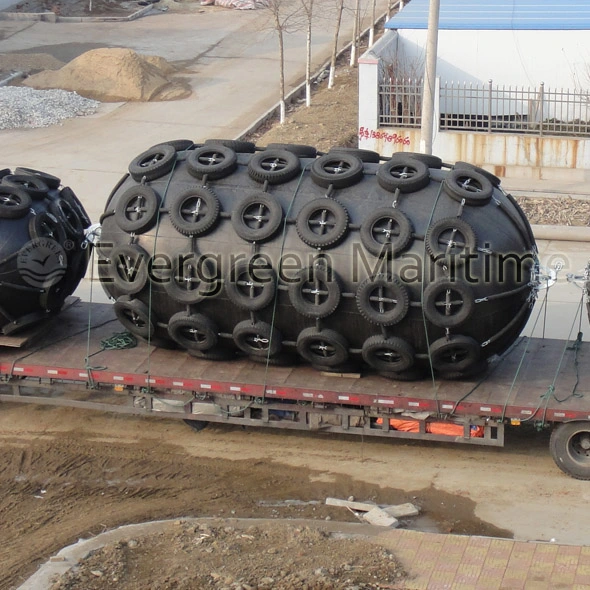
[378,77,590,137]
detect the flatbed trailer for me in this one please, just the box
[2,300,590,479]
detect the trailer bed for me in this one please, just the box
[1,300,588,425]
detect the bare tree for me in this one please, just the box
[368,0,376,47]
[349,0,361,67]
[299,0,315,106]
[328,0,344,88]
[265,0,305,123]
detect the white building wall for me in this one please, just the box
[396,30,590,90]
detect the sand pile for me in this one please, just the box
[22,48,190,102]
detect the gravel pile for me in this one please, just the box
[0,86,99,130]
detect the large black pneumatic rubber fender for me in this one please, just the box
[0,168,92,335]
[97,141,539,380]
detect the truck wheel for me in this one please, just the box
[288,265,341,318]
[109,244,149,295]
[183,418,209,432]
[2,174,49,200]
[0,186,32,219]
[15,166,61,189]
[168,187,220,236]
[356,274,409,325]
[310,153,364,189]
[114,185,161,234]
[550,421,590,480]
[233,320,282,357]
[248,149,301,184]
[362,335,414,372]
[423,279,475,327]
[186,145,237,180]
[443,168,493,206]
[377,157,430,193]
[231,192,283,242]
[296,327,349,367]
[225,259,276,311]
[425,217,477,266]
[113,296,155,339]
[168,312,219,351]
[429,335,480,373]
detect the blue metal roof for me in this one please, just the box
[385,0,590,30]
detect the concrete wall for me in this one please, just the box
[358,29,590,179]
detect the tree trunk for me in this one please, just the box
[349,0,360,67]
[328,0,344,89]
[274,13,286,123]
[305,0,313,106]
[369,0,377,46]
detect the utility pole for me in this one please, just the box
[419,0,440,155]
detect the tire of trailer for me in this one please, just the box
[164,255,216,304]
[183,418,210,432]
[266,143,317,158]
[361,335,414,372]
[288,265,341,318]
[359,207,413,257]
[168,186,220,236]
[443,168,494,206]
[0,186,32,219]
[186,145,238,180]
[310,153,364,189]
[422,279,475,327]
[355,274,410,325]
[425,217,477,266]
[2,174,49,200]
[295,198,349,248]
[231,192,283,242]
[377,157,430,193]
[296,327,349,367]
[114,185,161,234]
[429,335,481,373]
[168,311,219,351]
[225,259,276,311]
[109,244,149,295]
[550,421,590,480]
[128,144,176,182]
[14,166,61,190]
[247,149,301,185]
[233,320,283,357]
[113,296,155,339]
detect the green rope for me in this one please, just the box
[420,180,446,411]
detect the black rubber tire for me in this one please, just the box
[356,274,410,325]
[310,153,364,189]
[378,368,426,381]
[183,419,210,432]
[288,265,341,318]
[1,310,50,336]
[429,335,481,373]
[233,320,282,358]
[454,161,500,187]
[168,187,220,236]
[187,346,236,361]
[444,168,494,206]
[550,421,590,480]
[328,147,381,163]
[109,244,149,295]
[225,259,276,311]
[359,207,413,257]
[28,211,67,243]
[231,192,283,242]
[296,327,349,367]
[14,167,61,190]
[204,138,256,153]
[362,335,415,372]
[128,144,176,182]
[295,198,349,248]
[266,143,317,158]
[60,186,92,229]
[186,145,237,180]
[390,152,443,169]
[114,185,161,234]
[148,139,195,152]
[49,199,85,240]
[247,149,301,185]
[377,157,430,193]
[113,295,155,339]
[168,311,219,351]
[423,279,475,328]
[164,254,216,304]
[2,174,49,200]
[436,359,488,381]
[0,186,32,219]
[425,217,477,267]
